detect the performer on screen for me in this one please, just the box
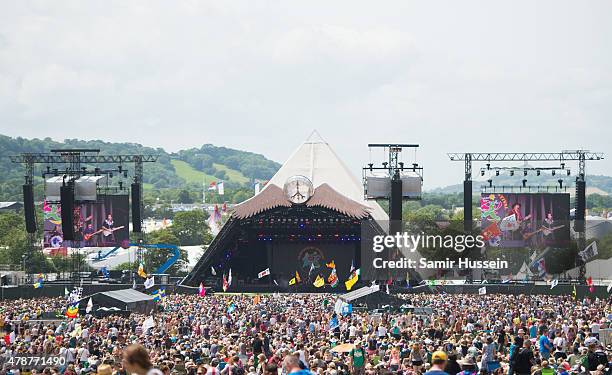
[508,202,532,241]
[102,213,116,245]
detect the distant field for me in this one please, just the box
[171,159,217,183]
[171,159,248,184]
[213,163,249,184]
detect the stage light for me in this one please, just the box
[486,163,490,170]
[495,170,500,176]
[480,170,485,177]
[109,172,113,178]
[399,162,404,170]
[558,179,563,189]
[560,163,565,169]
[487,179,492,187]
[523,170,528,176]
[522,179,527,188]
[567,169,571,176]
[368,163,373,171]
[510,170,514,176]
[123,170,128,178]
[536,170,540,176]
[552,170,556,176]
[382,162,388,168]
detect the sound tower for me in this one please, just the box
[131,183,142,232]
[60,183,75,240]
[23,184,37,233]
[389,177,402,234]
[574,180,586,232]
[463,180,472,232]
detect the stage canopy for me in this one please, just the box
[82,288,156,315]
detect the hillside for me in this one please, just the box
[0,135,280,201]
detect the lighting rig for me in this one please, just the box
[10,149,158,279]
[363,144,423,235]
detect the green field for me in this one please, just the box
[213,163,249,184]
[171,159,248,184]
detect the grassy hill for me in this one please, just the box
[0,134,280,201]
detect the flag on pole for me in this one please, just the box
[228,269,232,286]
[328,315,339,331]
[587,276,594,293]
[253,295,261,305]
[152,288,166,301]
[33,274,43,289]
[137,263,147,278]
[86,297,93,313]
[273,279,279,286]
[144,276,155,289]
[64,287,69,297]
[308,262,316,277]
[289,277,296,286]
[572,284,577,300]
[386,284,390,294]
[132,278,137,289]
[550,279,559,289]
[254,182,261,195]
[579,241,598,262]
[222,274,229,292]
[349,260,355,274]
[258,268,270,279]
[313,275,325,288]
[345,269,360,291]
[217,182,224,195]
[100,267,110,279]
[607,281,612,293]
[295,270,301,283]
[199,282,206,297]
[478,286,487,295]
[208,181,217,191]
[326,260,336,269]
[211,266,217,276]
[328,268,339,288]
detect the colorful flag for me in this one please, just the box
[199,282,206,297]
[328,268,339,288]
[217,182,225,195]
[313,275,325,288]
[253,295,261,305]
[258,268,270,279]
[295,270,301,283]
[144,276,155,289]
[152,288,166,301]
[222,274,229,292]
[345,269,360,291]
[137,263,147,278]
[478,286,487,295]
[33,274,43,289]
[86,297,93,313]
[572,284,577,300]
[289,277,296,286]
[227,303,236,313]
[228,269,232,286]
[585,279,595,293]
[222,202,227,212]
[208,181,217,191]
[326,260,336,269]
[66,303,79,319]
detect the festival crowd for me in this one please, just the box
[0,293,610,375]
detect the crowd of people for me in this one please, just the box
[0,292,610,375]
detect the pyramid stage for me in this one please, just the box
[183,132,390,293]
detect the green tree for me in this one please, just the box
[178,189,194,204]
[170,210,212,246]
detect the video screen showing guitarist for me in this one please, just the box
[102,213,116,245]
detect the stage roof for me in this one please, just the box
[234,131,388,222]
[99,288,154,304]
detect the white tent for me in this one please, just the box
[261,130,388,223]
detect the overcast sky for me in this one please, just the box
[1,1,611,188]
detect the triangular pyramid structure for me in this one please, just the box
[183,132,390,290]
[242,130,387,222]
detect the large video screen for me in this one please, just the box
[271,243,356,281]
[480,193,570,248]
[43,194,130,249]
